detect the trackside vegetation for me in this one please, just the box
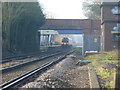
[84,50,119,88]
[2,2,46,57]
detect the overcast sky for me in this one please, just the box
[39,0,87,19]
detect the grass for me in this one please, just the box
[84,50,119,61]
[97,67,116,79]
[83,50,119,88]
[74,47,82,55]
[97,68,116,88]
[92,60,119,67]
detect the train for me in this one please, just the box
[61,37,73,48]
[62,37,69,45]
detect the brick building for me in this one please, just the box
[101,2,120,51]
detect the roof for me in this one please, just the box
[38,30,59,34]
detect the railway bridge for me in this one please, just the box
[38,19,101,54]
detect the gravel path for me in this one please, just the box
[21,54,90,88]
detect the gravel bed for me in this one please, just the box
[21,54,90,88]
[2,54,64,83]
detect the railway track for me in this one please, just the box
[2,53,40,64]
[1,48,64,69]
[1,51,65,72]
[0,50,74,89]
[2,46,62,64]
[1,51,67,83]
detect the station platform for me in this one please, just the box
[40,45,61,48]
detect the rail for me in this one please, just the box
[0,50,74,89]
[1,51,66,72]
[1,52,41,64]
[2,46,62,63]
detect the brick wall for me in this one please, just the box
[101,2,120,51]
[43,19,101,35]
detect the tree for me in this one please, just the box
[2,2,46,57]
[82,0,101,20]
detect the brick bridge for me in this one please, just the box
[39,19,101,54]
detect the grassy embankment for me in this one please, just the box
[84,50,119,88]
[74,47,83,55]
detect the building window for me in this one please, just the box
[111,6,120,14]
[112,23,120,31]
[112,33,120,41]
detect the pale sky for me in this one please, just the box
[39,0,87,19]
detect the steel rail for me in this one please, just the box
[0,50,74,89]
[2,46,61,64]
[1,53,40,63]
[1,51,66,72]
